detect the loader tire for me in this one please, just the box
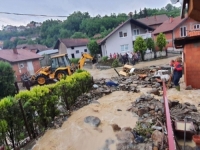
[36,75,47,85]
[56,71,67,80]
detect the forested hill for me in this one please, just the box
[1,3,180,48]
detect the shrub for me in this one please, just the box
[70,58,80,64]
[112,59,119,68]
[0,61,16,99]
[0,70,93,149]
[102,56,108,62]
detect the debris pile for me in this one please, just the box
[125,94,168,150]
[170,100,200,132]
[71,74,164,111]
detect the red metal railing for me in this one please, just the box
[163,81,176,150]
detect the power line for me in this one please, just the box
[0,12,68,18]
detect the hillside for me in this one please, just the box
[0,3,180,49]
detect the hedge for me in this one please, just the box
[0,70,93,149]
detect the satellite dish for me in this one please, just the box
[170,0,179,4]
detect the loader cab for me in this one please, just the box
[50,54,71,71]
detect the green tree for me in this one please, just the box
[146,38,155,50]
[71,32,88,39]
[59,29,71,38]
[0,62,15,99]
[3,40,13,49]
[165,3,173,11]
[134,36,147,61]
[87,40,99,56]
[156,33,167,51]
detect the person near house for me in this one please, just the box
[126,52,132,64]
[173,57,183,91]
[134,52,139,63]
[119,53,123,64]
[113,53,117,59]
[110,53,112,59]
[137,52,141,62]
[131,53,135,65]
[92,56,97,69]
[122,54,127,64]
[117,53,119,59]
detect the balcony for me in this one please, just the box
[133,33,152,41]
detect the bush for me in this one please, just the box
[0,61,16,99]
[70,58,80,64]
[0,70,93,149]
[102,56,108,62]
[112,59,119,68]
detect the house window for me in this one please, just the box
[194,24,200,30]
[84,49,87,52]
[180,26,187,37]
[119,31,127,37]
[133,29,140,35]
[121,44,129,52]
[18,63,24,69]
[76,50,79,54]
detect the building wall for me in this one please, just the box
[131,24,148,34]
[174,18,200,39]
[12,59,41,81]
[153,32,172,50]
[101,22,133,57]
[58,42,67,54]
[66,46,89,59]
[184,42,200,88]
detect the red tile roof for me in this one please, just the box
[61,38,89,47]
[0,49,42,63]
[152,16,187,35]
[137,15,169,26]
[17,44,48,51]
[54,38,89,49]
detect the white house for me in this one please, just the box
[54,38,89,59]
[99,18,154,57]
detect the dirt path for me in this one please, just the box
[84,55,180,79]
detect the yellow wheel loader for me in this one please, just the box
[27,53,93,85]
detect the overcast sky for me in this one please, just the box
[0,0,181,28]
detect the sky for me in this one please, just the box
[0,0,181,28]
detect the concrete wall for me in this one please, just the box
[184,42,200,88]
[12,59,41,81]
[101,22,133,57]
[67,46,89,59]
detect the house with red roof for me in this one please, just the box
[0,49,42,81]
[137,14,169,30]
[152,16,200,51]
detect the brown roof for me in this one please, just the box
[16,44,48,51]
[99,18,154,44]
[0,49,42,63]
[152,16,187,35]
[54,38,89,49]
[137,15,169,26]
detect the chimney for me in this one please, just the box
[169,17,173,23]
[154,15,156,20]
[13,48,18,54]
[146,16,148,20]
